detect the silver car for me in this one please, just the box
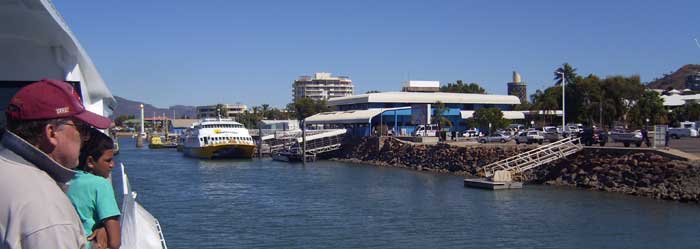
[515,130,545,145]
[478,133,512,143]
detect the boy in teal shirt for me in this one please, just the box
[68,129,121,249]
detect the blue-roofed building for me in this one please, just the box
[305,91,525,136]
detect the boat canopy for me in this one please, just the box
[0,0,115,113]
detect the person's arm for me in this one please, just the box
[88,227,107,249]
[103,216,121,249]
[94,179,122,248]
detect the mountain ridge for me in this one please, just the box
[646,64,700,90]
[113,96,197,118]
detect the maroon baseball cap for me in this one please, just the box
[6,79,111,129]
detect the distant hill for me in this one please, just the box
[113,96,197,118]
[647,64,700,90]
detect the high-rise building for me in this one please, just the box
[196,104,247,118]
[293,72,354,102]
[507,71,527,104]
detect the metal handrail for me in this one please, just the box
[481,136,582,177]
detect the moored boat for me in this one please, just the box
[182,118,256,159]
[148,136,178,149]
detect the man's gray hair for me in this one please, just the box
[6,116,70,145]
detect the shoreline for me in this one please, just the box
[331,137,700,203]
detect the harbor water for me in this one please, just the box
[114,138,700,248]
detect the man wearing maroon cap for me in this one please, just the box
[0,79,111,249]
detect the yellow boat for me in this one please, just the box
[149,136,178,149]
[181,118,256,159]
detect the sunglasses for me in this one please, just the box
[60,121,92,141]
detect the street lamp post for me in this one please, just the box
[557,72,566,130]
[645,118,650,130]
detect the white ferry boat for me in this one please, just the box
[182,118,256,159]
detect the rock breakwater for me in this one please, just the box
[332,137,700,202]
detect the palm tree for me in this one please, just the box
[554,63,577,85]
[431,101,452,131]
[260,104,271,119]
[215,104,226,118]
[530,88,560,126]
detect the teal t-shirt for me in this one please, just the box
[67,170,121,240]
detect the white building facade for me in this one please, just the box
[293,72,354,102]
[197,104,248,118]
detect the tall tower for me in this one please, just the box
[507,71,527,104]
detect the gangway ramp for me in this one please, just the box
[467,136,582,189]
[271,129,347,162]
[295,129,346,154]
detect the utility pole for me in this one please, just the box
[557,72,566,130]
[301,119,306,165]
[258,124,262,158]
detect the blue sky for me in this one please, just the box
[55,0,700,108]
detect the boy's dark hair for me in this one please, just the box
[77,128,114,171]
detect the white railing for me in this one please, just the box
[481,136,583,178]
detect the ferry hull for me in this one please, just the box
[184,144,256,159]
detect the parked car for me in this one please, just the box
[542,126,561,142]
[609,129,643,147]
[478,133,512,143]
[668,127,699,139]
[414,124,439,136]
[462,128,480,137]
[515,130,544,145]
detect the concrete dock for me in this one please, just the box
[463,178,523,190]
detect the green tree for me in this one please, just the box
[114,115,134,126]
[601,75,644,127]
[260,104,271,119]
[215,104,226,118]
[554,63,578,85]
[629,90,667,127]
[293,98,330,120]
[440,80,486,94]
[236,110,259,129]
[679,102,700,122]
[472,108,509,134]
[431,101,452,130]
[530,88,560,126]
[365,90,381,94]
[285,103,297,119]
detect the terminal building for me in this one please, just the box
[306,81,525,136]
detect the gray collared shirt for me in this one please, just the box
[0,131,87,249]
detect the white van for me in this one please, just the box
[414,124,439,136]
